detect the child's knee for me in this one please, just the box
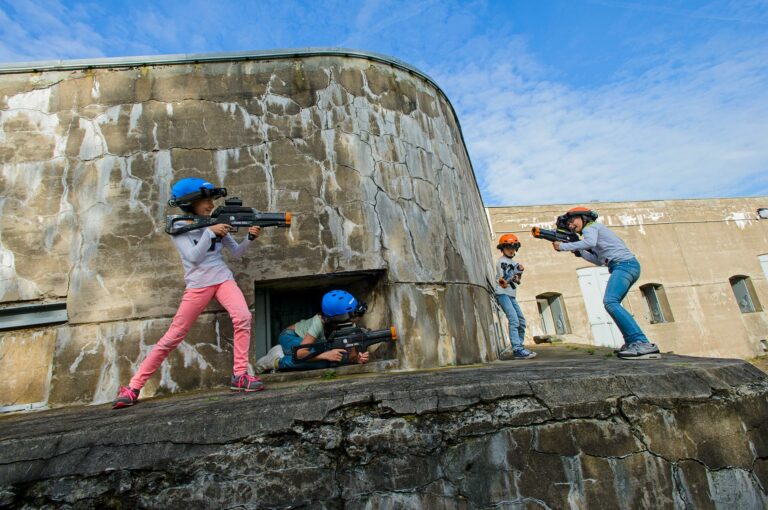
[230,309,252,329]
[158,331,186,349]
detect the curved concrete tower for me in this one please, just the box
[0,49,498,407]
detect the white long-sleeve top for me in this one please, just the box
[171,228,252,289]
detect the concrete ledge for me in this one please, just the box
[259,359,399,384]
[1,346,767,508]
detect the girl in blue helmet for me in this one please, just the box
[113,177,265,409]
[255,290,371,372]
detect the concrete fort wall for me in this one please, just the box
[488,197,768,358]
[0,50,498,410]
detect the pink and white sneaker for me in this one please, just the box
[230,373,265,393]
[112,386,140,409]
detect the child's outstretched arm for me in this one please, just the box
[295,332,347,363]
[222,226,261,259]
[557,226,598,252]
[579,249,600,265]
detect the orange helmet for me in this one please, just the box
[556,207,598,229]
[497,233,521,250]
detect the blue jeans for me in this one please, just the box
[605,258,649,344]
[277,329,332,371]
[496,294,526,350]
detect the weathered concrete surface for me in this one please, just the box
[488,198,768,359]
[0,52,498,408]
[1,347,767,509]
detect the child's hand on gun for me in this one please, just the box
[498,277,508,289]
[320,349,347,362]
[209,224,231,237]
[552,241,561,251]
[248,226,262,239]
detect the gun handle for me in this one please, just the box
[248,233,255,240]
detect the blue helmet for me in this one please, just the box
[321,290,359,319]
[169,177,227,212]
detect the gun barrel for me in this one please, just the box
[365,327,396,342]
[250,211,291,227]
[531,227,578,243]
[531,226,554,241]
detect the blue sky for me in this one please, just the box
[1,0,767,206]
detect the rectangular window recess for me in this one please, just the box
[0,302,68,331]
[252,269,388,358]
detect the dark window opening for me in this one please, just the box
[730,275,762,313]
[640,283,674,324]
[536,292,571,335]
[252,270,388,359]
[0,302,67,331]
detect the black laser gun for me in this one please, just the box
[166,197,291,241]
[531,226,579,244]
[290,324,397,365]
[531,226,592,258]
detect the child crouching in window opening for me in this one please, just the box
[255,290,372,372]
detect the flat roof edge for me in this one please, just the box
[0,47,436,83]
[485,195,768,209]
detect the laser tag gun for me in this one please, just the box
[165,197,291,242]
[291,323,398,365]
[531,226,579,244]
[532,211,595,258]
[498,262,524,289]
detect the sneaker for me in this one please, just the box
[255,345,284,373]
[613,343,628,354]
[112,386,139,409]
[230,373,265,392]
[513,348,537,360]
[617,342,661,360]
[498,347,515,361]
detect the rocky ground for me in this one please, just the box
[1,345,767,509]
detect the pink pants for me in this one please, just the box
[130,280,251,390]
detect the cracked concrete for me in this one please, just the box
[0,54,498,408]
[0,349,766,509]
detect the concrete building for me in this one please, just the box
[0,49,500,411]
[487,197,768,359]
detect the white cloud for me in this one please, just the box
[436,30,768,206]
[1,0,766,210]
[0,1,108,62]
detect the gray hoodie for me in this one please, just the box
[558,222,634,266]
